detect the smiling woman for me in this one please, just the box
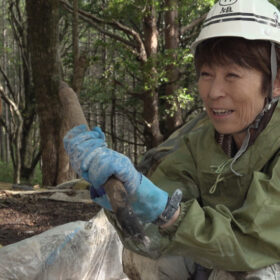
[196,38,280,148]
[195,38,280,95]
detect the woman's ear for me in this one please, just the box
[273,69,280,97]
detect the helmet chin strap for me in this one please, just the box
[230,42,279,176]
[270,42,278,100]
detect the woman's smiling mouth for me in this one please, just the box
[212,108,234,116]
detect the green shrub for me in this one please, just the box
[0,161,42,185]
[31,164,42,185]
[0,161,14,183]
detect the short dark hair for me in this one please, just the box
[194,37,280,95]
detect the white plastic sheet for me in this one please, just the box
[0,210,128,280]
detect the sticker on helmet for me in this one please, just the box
[220,6,233,14]
[219,0,237,6]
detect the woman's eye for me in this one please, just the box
[227,72,239,78]
[200,71,211,77]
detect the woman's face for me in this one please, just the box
[198,63,266,147]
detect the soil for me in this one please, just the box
[0,190,100,246]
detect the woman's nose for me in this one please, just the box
[208,78,226,100]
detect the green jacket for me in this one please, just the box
[107,103,280,272]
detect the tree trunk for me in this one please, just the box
[72,53,88,95]
[72,0,79,78]
[0,98,3,161]
[26,0,63,186]
[5,105,10,163]
[164,0,183,136]
[142,2,163,149]
[71,0,88,95]
[5,0,41,183]
[14,122,23,184]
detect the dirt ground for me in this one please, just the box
[0,187,100,247]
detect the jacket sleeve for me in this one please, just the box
[150,145,280,271]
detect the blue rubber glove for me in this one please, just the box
[64,124,111,210]
[63,124,106,178]
[63,125,168,223]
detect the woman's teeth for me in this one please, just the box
[212,109,233,115]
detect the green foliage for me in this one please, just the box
[59,0,212,144]
[28,165,42,185]
[0,161,42,185]
[81,37,143,103]
[178,0,214,48]
[269,0,280,10]
[0,161,14,183]
[160,87,194,117]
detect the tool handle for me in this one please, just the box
[59,83,149,246]
[103,177,129,210]
[103,177,150,247]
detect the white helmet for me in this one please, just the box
[191,0,280,52]
[191,0,280,100]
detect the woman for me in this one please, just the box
[64,0,280,278]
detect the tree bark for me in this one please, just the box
[72,52,88,95]
[0,84,23,184]
[71,0,88,95]
[26,0,63,186]
[4,0,41,183]
[72,0,79,75]
[164,0,183,136]
[142,2,163,149]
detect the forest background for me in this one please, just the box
[1,0,279,187]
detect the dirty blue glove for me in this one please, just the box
[63,124,112,209]
[63,124,106,177]
[63,125,169,223]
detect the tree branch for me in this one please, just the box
[113,79,145,100]
[103,128,145,147]
[59,0,147,59]
[0,118,9,135]
[8,1,30,79]
[81,15,140,56]
[180,13,207,34]
[112,107,145,142]
[0,66,16,103]
[0,84,22,122]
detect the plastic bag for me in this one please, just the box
[0,210,128,280]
